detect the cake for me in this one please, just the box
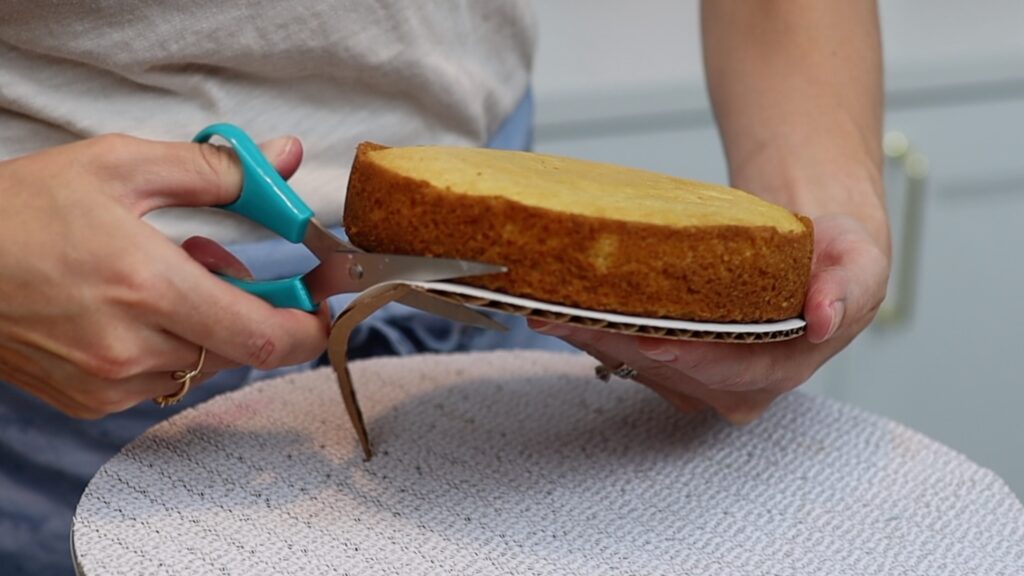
[343,143,813,322]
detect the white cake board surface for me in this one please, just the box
[72,351,1023,575]
[410,281,806,343]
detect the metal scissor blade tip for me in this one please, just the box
[305,251,507,301]
[457,261,507,276]
[413,257,507,280]
[352,253,506,285]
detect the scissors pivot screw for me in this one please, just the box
[349,263,365,281]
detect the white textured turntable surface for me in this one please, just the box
[73,351,1024,575]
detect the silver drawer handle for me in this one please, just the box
[875,131,928,327]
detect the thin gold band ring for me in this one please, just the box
[154,347,207,407]
[594,362,638,382]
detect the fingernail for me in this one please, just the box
[534,322,571,337]
[825,300,846,341]
[640,345,676,363]
[725,409,761,426]
[262,136,294,161]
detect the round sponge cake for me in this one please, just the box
[343,143,813,322]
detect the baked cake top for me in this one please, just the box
[361,145,806,234]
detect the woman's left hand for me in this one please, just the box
[530,213,890,424]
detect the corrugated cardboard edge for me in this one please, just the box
[413,285,806,343]
[328,283,807,459]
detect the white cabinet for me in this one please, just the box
[831,97,1024,494]
[532,2,1024,497]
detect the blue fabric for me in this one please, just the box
[0,88,571,575]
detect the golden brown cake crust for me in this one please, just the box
[344,142,814,322]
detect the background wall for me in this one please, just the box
[530,1,1024,496]
[533,0,1024,100]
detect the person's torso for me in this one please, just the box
[0,0,536,242]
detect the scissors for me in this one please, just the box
[192,123,506,330]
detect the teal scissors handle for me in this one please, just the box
[193,123,318,311]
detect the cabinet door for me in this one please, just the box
[834,97,1024,496]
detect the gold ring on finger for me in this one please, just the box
[594,362,638,382]
[154,346,207,407]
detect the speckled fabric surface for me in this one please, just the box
[73,351,1024,575]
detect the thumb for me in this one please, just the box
[117,135,303,216]
[802,215,890,344]
[804,265,848,344]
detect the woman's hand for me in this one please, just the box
[0,134,328,418]
[532,212,889,424]
[536,0,887,423]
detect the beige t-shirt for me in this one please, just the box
[0,1,535,242]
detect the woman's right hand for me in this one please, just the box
[0,133,329,418]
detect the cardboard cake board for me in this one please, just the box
[328,281,807,459]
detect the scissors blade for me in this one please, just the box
[396,290,507,332]
[303,251,506,304]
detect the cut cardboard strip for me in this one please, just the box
[327,283,413,460]
[327,281,807,460]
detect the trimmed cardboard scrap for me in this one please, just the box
[327,282,412,460]
[328,282,807,460]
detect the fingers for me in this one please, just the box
[606,331,776,424]
[2,342,220,419]
[645,383,710,414]
[636,338,756,391]
[156,250,329,370]
[535,321,782,424]
[144,333,240,374]
[75,371,220,418]
[526,215,893,427]
[115,158,326,373]
[130,371,219,406]
[181,236,254,280]
[71,321,240,379]
[41,225,318,377]
[533,320,710,415]
[136,138,328,370]
[90,134,303,216]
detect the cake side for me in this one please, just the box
[344,143,814,323]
